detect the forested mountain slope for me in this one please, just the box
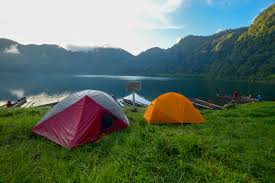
[0,4,274,81]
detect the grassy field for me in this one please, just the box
[0,102,274,182]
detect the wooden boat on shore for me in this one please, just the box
[189,98,224,110]
[0,93,226,110]
[0,97,27,108]
[217,95,256,103]
[1,94,67,108]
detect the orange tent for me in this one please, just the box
[144,92,204,124]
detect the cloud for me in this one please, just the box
[174,37,182,44]
[162,0,185,13]
[9,89,25,98]
[126,0,186,30]
[66,44,120,52]
[143,24,185,30]
[216,27,225,33]
[3,44,20,54]
[0,0,187,55]
[66,45,97,52]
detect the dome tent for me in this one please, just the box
[121,92,151,107]
[32,90,129,148]
[144,92,204,124]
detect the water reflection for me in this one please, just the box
[71,75,172,81]
[0,74,274,103]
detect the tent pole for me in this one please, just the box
[133,91,135,108]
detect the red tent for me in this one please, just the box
[32,90,129,148]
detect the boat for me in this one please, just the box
[1,94,68,108]
[217,95,256,104]
[15,97,27,107]
[189,98,224,110]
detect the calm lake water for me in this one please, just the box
[0,74,275,103]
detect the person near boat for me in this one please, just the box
[232,90,239,99]
[256,94,263,102]
[5,101,13,107]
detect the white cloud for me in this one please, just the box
[162,0,185,12]
[66,44,121,52]
[66,45,97,52]
[175,37,182,44]
[9,89,25,98]
[216,27,224,33]
[3,44,20,54]
[144,24,185,30]
[161,36,182,49]
[0,0,186,55]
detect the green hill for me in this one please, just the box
[208,4,275,80]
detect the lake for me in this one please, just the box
[1,74,275,103]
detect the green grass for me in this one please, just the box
[0,102,275,182]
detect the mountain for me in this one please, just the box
[0,4,274,81]
[208,4,275,80]
[0,39,134,75]
[134,4,275,81]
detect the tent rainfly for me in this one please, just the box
[32,90,129,148]
[144,92,205,124]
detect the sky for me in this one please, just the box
[0,0,274,55]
